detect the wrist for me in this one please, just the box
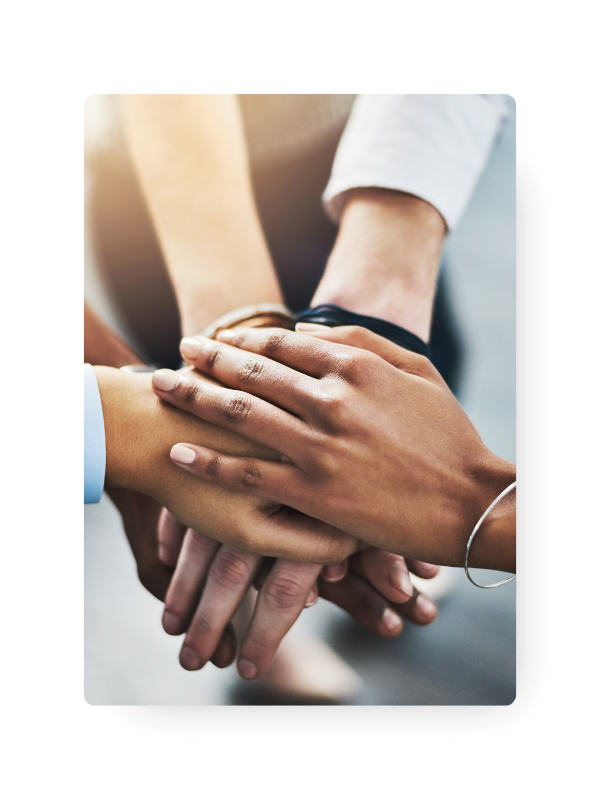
[465,456,516,573]
[312,188,445,342]
[93,367,159,494]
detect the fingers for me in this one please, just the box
[152,368,310,456]
[210,622,238,669]
[179,334,320,416]
[237,560,322,680]
[214,325,354,377]
[169,443,301,506]
[318,570,404,638]
[157,508,187,566]
[350,547,437,625]
[296,325,446,386]
[167,449,359,563]
[179,547,261,671]
[321,560,348,582]
[162,529,220,636]
[405,559,440,580]
[351,547,415,604]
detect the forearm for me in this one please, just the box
[84,302,143,368]
[311,188,446,342]
[119,95,282,335]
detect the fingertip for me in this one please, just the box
[382,608,403,636]
[415,594,437,624]
[162,611,182,635]
[321,561,347,582]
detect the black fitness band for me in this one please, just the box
[295,304,430,358]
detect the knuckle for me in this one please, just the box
[204,345,221,370]
[205,453,221,480]
[238,357,264,385]
[188,528,217,556]
[237,460,262,488]
[262,330,287,357]
[264,573,306,610]
[182,379,202,406]
[221,391,252,424]
[189,611,214,638]
[211,550,253,590]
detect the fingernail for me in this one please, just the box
[180,645,203,670]
[304,585,318,607]
[180,337,202,360]
[152,369,179,391]
[391,563,413,597]
[295,322,331,331]
[171,444,196,464]
[321,563,346,582]
[416,594,437,620]
[382,608,402,632]
[238,658,258,680]
[162,611,180,635]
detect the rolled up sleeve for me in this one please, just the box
[84,364,106,504]
[323,94,509,230]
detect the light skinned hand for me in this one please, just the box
[152,327,515,571]
[157,509,438,679]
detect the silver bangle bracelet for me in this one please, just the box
[464,481,516,588]
[119,364,159,373]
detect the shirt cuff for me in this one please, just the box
[84,363,106,504]
[323,94,509,231]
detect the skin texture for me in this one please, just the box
[154,326,516,572]
[106,99,455,675]
[95,365,360,564]
[119,95,283,336]
[86,307,438,677]
[312,187,446,341]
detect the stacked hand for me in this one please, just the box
[157,508,437,678]
[97,360,439,680]
[152,326,516,574]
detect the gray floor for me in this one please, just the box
[85,99,516,705]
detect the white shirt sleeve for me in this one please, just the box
[323,94,509,231]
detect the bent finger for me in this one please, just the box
[405,559,440,579]
[318,571,403,638]
[351,547,415,604]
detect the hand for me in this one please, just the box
[106,488,237,668]
[153,327,516,571]
[158,509,438,679]
[95,364,359,563]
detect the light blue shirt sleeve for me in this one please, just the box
[84,364,106,504]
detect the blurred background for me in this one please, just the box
[84,96,515,705]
